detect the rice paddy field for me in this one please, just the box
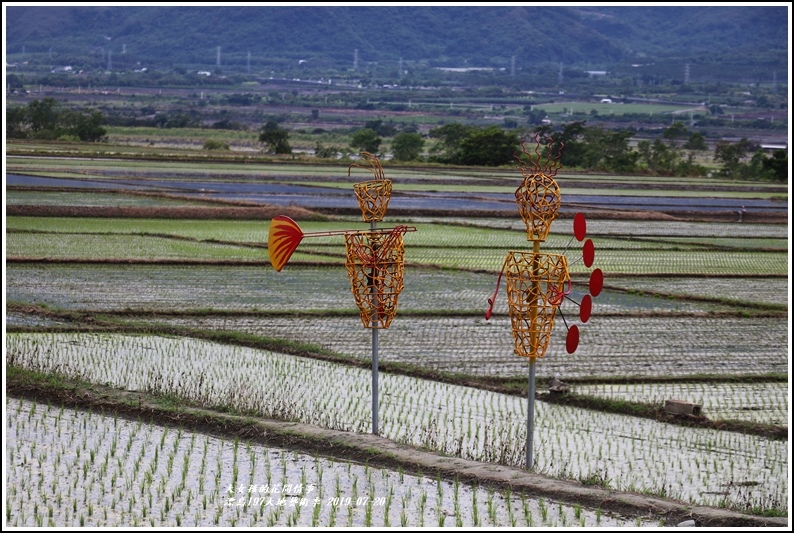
[6,397,658,528]
[4,148,790,526]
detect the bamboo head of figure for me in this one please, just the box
[514,136,564,242]
[349,152,392,222]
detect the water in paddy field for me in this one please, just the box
[7,173,787,215]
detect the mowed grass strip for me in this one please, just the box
[6,190,211,207]
[7,217,786,255]
[7,233,276,262]
[424,218,789,240]
[7,216,271,242]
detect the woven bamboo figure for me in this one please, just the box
[486,137,602,469]
[345,229,406,329]
[505,251,570,359]
[268,153,414,435]
[515,138,563,242]
[345,153,408,329]
[350,152,392,222]
[497,137,570,360]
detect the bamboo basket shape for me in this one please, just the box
[350,152,392,222]
[515,172,561,242]
[504,251,570,359]
[514,138,563,242]
[344,229,406,329]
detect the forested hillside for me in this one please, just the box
[6,5,788,75]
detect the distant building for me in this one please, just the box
[600,98,613,104]
[586,70,607,78]
[760,144,787,152]
[197,71,211,76]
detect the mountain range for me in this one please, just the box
[5,5,789,74]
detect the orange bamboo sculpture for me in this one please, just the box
[504,137,569,360]
[349,152,392,223]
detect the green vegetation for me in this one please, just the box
[6,97,106,142]
[258,120,292,154]
[201,139,229,151]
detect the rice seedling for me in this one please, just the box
[7,331,787,516]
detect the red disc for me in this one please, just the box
[589,268,604,297]
[580,294,592,323]
[583,239,595,268]
[566,325,580,354]
[573,212,587,241]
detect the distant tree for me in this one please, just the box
[637,139,680,175]
[579,127,638,172]
[662,122,689,147]
[350,128,381,154]
[314,142,340,159]
[391,132,424,161]
[155,111,200,129]
[6,106,30,138]
[455,127,519,167]
[65,109,107,142]
[714,138,753,177]
[761,150,787,182]
[524,108,547,126]
[683,132,708,151]
[258,120,292,154]
[27,97,61,136]
[364,119,397,137]
[545,121,587,168]
[428,123,476,162]
[203,139,230,150]
[210,119,246,130]
[6,74,24,90]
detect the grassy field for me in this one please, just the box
[4,141,789,522]
[531,102,704,116]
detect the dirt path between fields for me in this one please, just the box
[6,375,787,528]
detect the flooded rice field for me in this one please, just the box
[7,333,788,512]
[7,173,788,215]
[6,397,658,527]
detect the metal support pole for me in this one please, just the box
[370,220,379,435]
[527,240,540,470]
[372,324,379,434]
[528,359,536,470]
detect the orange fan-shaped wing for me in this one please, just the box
[268,215,304,271]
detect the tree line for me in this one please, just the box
[8,98,785,182]
[262,117,786,182]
